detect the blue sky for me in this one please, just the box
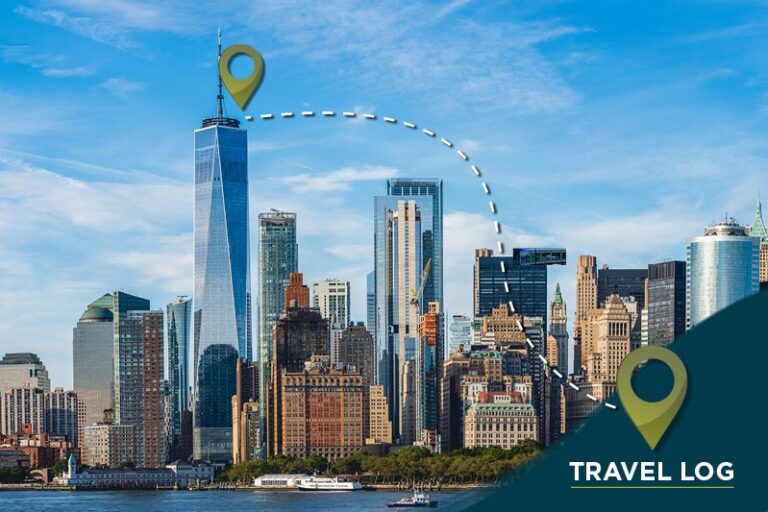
[1,0,767,388]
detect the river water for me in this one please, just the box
[0,489,486,512]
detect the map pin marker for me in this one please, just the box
[617,346,688,450]
[219,44,265,110]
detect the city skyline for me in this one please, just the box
[3,2,768,392]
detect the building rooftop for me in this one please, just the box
[0,353,43,366]
[79,306,114,322]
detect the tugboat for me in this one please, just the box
[387,490,437,508]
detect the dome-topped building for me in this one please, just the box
[79,307,113,323]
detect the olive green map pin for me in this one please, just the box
[617,345,688,450]
[219,44,264,110]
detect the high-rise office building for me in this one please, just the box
[73,299,114,440]
[647,261,686,346]
[419,302,444,438]
[313,279,351,327]
[548,283,568,373]
[596,266,648,308]
[268,304,329,456]
[367,385,393,445]
[686,219,760,329]
[167,297,191,460]
[111,291,151,425]
[473,247,566,322]
[374,179,443,443]
[44,388,78,445]
[366,271,376,337]
[193,62,251,460]
[0,353,50,393]
[574,255,597,372]
[448,315,472,356]
[117,309,164,467]
[258,210,298,451]
[749,198,768,286]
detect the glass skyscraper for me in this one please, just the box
[73,297,114,433]
[647,261,686,345]
[167,297,191,459]
[193,112,251,462]
[257,210,298,451]
[686,220,760,329]
[376,179,443,440]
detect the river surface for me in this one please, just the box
[0,489,486,512]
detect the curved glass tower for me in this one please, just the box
[192,114,250,462]
[686,220,759,330]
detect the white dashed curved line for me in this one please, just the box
[250,110,618,412]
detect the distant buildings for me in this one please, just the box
[573,255,597,374]
[596,265,647,308]
[367,385,393,445]
[268,303,329,457]
[44,388,78,445]
[647,261,686,346]
[1,387,45,436]
[279,356,364,460]
[232,358,259,464]
[448,315,472,355]
[686,219,760,329]
[0,353,50,392]
[464,393,537,449]
[166,297,191,461]
[313,279,351,327]
[749,198,768,287]
[548,284,568,372]
[73,299,114,442]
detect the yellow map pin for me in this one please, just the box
[219,44,264,110]
[617,346,688,450]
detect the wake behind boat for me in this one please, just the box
[387,491,438,508]
[296,475,362,491]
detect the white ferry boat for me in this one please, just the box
[296,475,362,491]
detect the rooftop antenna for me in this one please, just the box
[217,27,224,118]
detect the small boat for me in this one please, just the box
[387,491,437,508]
[296,475,362,491]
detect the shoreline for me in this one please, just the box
[0,482,495,492]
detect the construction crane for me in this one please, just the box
[410,258,432,306]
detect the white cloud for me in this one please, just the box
[0,44,96,77]
[281,164,400,193]
[98,77,145,97]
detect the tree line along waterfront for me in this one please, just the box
[223,441,540,485]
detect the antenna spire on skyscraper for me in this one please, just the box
[217,27,224,118]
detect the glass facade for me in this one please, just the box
[597,268,648,308]
[686,222,760,329]
[476,256,548,322]
[193,120,251,462]
[167,297,191,456]
[647,261,686,345]
[448,314,472,354]
[73,304,114,432]
[366,270,375,336]
[257,211,298,448]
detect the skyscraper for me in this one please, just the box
[419,301,444,438]
[257,210,298,449]
[193,62,251,460]
[366,271,376,337]
[0,353,50,393]
[647,261,686,346]
[749,198,768,286]
[473,247,566,321]
[284,272,310,310]
[448,315,472,355]
[117,309,164,467]
[596,266,648,308]
[45,388,79,445]
[548,283,568,373]
[686,219,760,329]
[111,291,151,425]
[167,297,191,460]
[313,279,351,327]
[574,255,597,372]
[73,296,114,454]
